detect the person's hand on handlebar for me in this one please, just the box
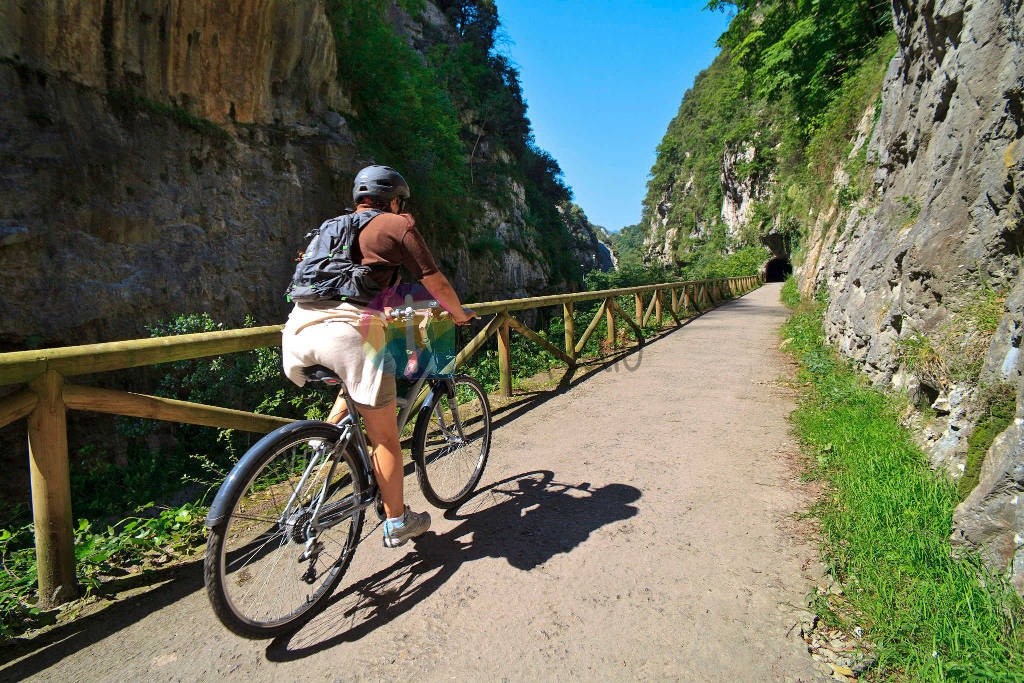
[452,308,477,326]
[420,272,475,328]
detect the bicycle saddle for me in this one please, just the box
[302,365,342,385]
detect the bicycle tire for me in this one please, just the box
[412,374,492,509]
[204,422,366,639]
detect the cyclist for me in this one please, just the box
[281,165,476,548]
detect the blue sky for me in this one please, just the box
[495,1,733,232]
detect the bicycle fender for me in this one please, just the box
[204,420,344,528]
[415,380,449,416]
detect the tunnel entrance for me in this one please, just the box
[764,257,793,282]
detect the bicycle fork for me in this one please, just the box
[439,382,468,444]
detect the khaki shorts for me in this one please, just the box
[281,301,397,409]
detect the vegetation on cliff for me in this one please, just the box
[328,0,581,285]
[632,0,894,269]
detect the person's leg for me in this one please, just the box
[359,400,404,518]
[360,400,430,547]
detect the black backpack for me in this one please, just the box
[285,209,398,305]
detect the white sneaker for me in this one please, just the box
[382,507,431,548]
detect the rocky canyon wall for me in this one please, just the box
[799,0,1024,590]
[0,0,603,350]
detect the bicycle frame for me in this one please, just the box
[302,368,453,538]
[336,370,448,473]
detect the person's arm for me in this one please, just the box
[420,272,476,324]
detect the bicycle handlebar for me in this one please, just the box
[385,300,476,325]
[386,300,445,323]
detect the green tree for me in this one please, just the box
[642,0,893,273]
[328,0,581,288]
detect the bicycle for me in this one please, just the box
[202,303,492,639]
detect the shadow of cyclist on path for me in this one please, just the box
[266,471,640,661]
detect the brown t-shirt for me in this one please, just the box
[356,209,440,290]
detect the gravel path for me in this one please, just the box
[1,282,826,682]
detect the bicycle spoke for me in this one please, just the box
[224,529,286,573]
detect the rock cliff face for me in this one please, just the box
[799,0,1024,590]
[0,0,605,350]
[642,140,768,266]
[644,176,701,267]
[720,143,761,242]
[560,203,616,274]
[0,0,345,126]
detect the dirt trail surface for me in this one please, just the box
[2,283,826,682]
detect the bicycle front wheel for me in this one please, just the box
[204,422,366,639]
[412,375,492,508]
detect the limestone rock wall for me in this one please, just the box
[720,143,760,242]
[0,0,346,125]
[799,0,1024,590]
[0,0,605,350]
[560,204,616,274]
[0,0,356,349]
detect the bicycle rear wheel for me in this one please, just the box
[204,422,366,639]
[412,375,492,508]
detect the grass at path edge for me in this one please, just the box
[780,280,1024,681]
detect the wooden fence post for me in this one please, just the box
[563,302,576,363]
[634,293,643,326]
[606,298,616,348]
[607,299,646,346]
[497,318,512,398]
[655,290,663,326]
[27,370,78,608]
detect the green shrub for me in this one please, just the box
[780,276,800,308]
[0,501,208,640]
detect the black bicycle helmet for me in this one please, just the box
[352,165,411,204]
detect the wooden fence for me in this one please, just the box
[0,275,761,607]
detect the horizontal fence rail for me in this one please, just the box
[0,275,761,607]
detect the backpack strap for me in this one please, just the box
[351,209,402,283]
